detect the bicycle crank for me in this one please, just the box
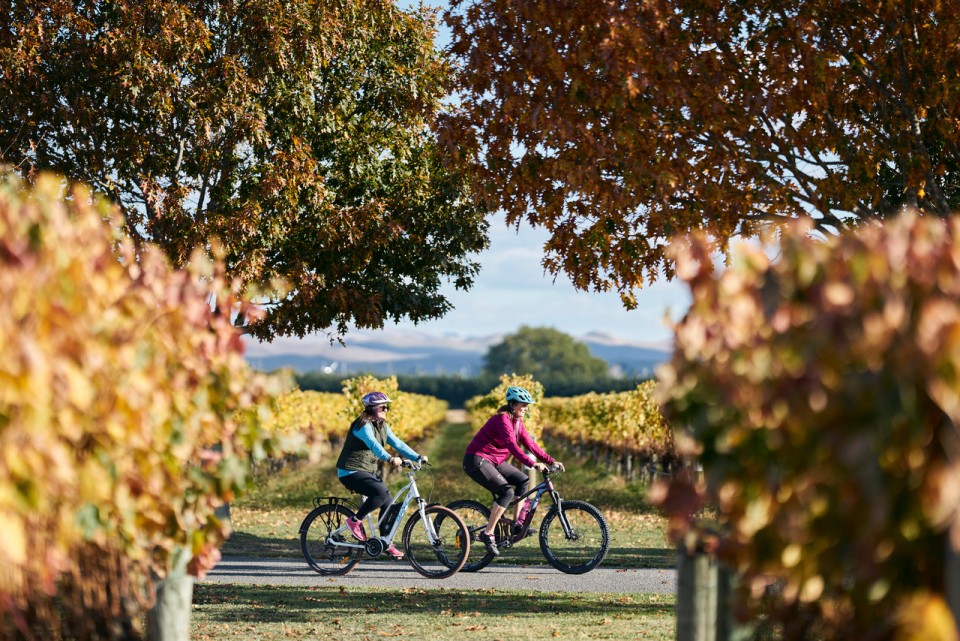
[364,538,387,557]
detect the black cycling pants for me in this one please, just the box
[463,454,529,508]
[338,471,393,525]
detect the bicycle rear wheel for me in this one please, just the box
[300,503,364,576]
[402,505,469,579]
[445,499,496,572]
[538,500,610,574]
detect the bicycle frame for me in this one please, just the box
[501,470,573,545]
[329,463,437,555]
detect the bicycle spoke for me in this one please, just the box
[300,504,364,576]
[403,505,469,579]
[445,500,496,572]
[539,500,610,575]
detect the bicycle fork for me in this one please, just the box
[415,498,444,545]
[534,480,582,542]
[550,494,583,541]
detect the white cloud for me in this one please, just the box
[400,220,690,342]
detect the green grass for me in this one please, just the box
[226,421,674,570]
[191,583,676,641]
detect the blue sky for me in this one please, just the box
[390,221,689,344]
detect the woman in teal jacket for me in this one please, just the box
[335,391,426,559]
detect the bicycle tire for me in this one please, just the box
[402,505,470,579]
[538,500,610,574]
[299,503,364,576]
[445,499,496,572]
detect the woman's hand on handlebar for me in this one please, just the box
[419,454,429,465]
[389,456,403,468]
[537,461,564,474]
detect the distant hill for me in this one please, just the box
[576,331,672,379]
[243,329,670,378]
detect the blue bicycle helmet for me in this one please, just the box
[505,386,536,404]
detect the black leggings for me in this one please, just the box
[338,471,393,527]
[463,454,529,508]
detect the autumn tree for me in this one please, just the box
[1,0,488,339]
[482,326,608,388]
[441,0,960,305]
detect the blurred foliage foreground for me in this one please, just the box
[653,213,960,640]
[0,175,301,640]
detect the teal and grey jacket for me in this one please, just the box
[335,416,420,477]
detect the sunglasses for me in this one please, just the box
[373,405,389,412]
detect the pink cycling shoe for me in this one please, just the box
[385,545,404,560]
[345,517,366,541]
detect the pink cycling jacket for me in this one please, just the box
[465,413,555,468]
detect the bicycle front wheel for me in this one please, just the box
[300,504,364,576]
[446,499,496,572]
[538,500,610,574]
[402,505,469,579]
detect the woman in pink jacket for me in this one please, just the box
[463,386,565,556]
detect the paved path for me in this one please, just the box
[202,556,676,594]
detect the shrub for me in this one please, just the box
[654,213,960,639]
[340,375,447,444]
[0,175,292,638]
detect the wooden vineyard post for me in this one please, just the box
[948,535,960,632]
[676,546,748,641]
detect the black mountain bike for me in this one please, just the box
[447,465,610,574]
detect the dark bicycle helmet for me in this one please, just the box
[361,391,392,408]
[505,386,536,404]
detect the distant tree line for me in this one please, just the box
[295,372,651,409]
[296,326,652,408]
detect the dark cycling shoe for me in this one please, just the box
[478,531,500,556]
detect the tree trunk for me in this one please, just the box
[146,547,194,641]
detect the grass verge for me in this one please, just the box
[191,583,676,641]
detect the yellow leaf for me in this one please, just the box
[781,543,802,568]
[893,592,959,641]
[63,361,95,410]
[0,511,27,566]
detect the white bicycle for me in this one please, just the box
[299,461,470,579]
